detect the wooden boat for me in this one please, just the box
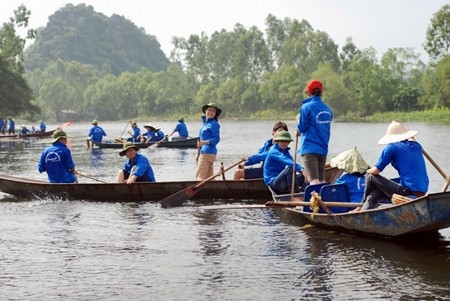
[0,134,17,139]
[92,137,198,149]
[0,167,341,202]
[18,129,56,139]
[271,185,450,238]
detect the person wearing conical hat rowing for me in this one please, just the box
[38,130,78,183]
[357,121,429,211]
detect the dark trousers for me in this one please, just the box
[269,167,306,194]
[361,174,412,210]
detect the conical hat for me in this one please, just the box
[330,147,369,174]
[377,120,418,144]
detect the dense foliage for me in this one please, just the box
[0,5,39,118]
[3,4,449,122]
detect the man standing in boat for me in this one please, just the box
[86,119,107,149]
[357,121,429,211]
[39,120,46,133]
[38,130,78,183]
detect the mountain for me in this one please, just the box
[24,3,170,75]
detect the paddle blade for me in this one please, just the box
[59,121,73,128]
[160,186,197,208]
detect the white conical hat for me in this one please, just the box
[330,147,369,174]
[377,120,418,144]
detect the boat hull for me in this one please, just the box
[276,191,450,237]
[0,167,341,202]
[93,137,198,149]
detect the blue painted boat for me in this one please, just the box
[274,190,450,238]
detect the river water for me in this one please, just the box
[0,120,449,300]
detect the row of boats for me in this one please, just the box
[0,165,449,239]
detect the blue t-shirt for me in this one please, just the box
[297,96,333,156]
[245,138,273,166]
[335,172,366,203]
[88,125,107,142]
[123,153,156,182]
[173,122,189,137]
[263,143,303,186]
[375,140,429,193]
[198,116,220,155]
[38,141,77,183]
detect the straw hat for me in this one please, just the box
[330,147,369,174]
[143,123,160,130]
[119,142,139,156]
[377,120,418,145]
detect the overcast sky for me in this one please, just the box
[1,0,448,62]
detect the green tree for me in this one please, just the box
[421,54,450,108]
[424,4,450,61]
[0,5,39,116]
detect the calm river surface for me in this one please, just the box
[1,120,449,300]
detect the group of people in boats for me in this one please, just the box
[0,117,47,136]
[37,79,429,211]
[85,117,190,149]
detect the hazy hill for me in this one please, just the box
[24,3,169,75]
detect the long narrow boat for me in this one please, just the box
[17,129,56,139]
[272,187,450,238]
[0,129,56,139]
[0,167,341,202]
[92,137,198,149]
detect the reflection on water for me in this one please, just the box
[0,121,449,300]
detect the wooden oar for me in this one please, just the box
[421,148,450,192]
[290,133,300,202]
[200,201,362,210]
[149,133,172,150]
[160,159,245,208]
[75,171,107,183]
[117,108,137,141]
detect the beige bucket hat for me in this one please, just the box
[330,147,370,174]
[377,120,418,145]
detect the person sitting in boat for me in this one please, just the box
[330,147,370,203]
[31,126,36,134]
[169,117,189,140]
[18,125,31,136]
[263,130,307,194]
[39,120,46,133]
[140,124,165,143]
[127,122,141,143]
[38,130,78,183]
[117,142,156,184]
[7,117,15,135]
[86,119,107,149]
[234,121,288,180]
[357,121,429,211]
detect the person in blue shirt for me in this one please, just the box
[18,125,31,136]
[141,124,165,143]
[330,147,370,203]
[7,117,15,135]
[296,80,333,185]
[39,120,46,133]
[196,102,221,180]
[117,142,156,183]
[170,117,189,140]
[127,122,141,142]
[38,130,77,183]
[358,121,429,211]
[86,119,107,149]
[263,130,307,194]
[0,116,5,135]
[234,121,288,180]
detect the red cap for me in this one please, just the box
[306,80,323,94]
